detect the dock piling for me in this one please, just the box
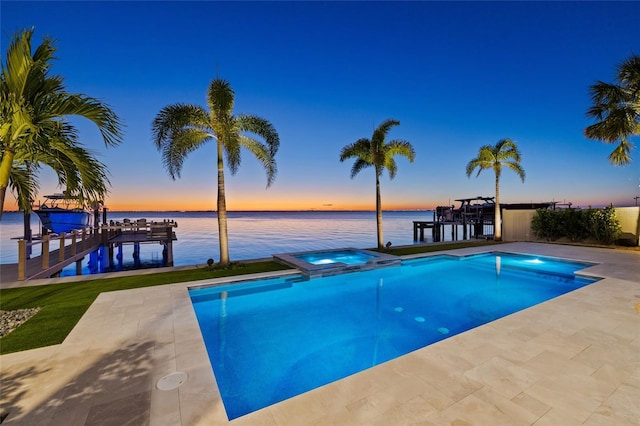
[71,232,77,256]
[58,233,66,262]
[18,240,27,281]
[42,236,50,269]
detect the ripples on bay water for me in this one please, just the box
[0,210,437,273]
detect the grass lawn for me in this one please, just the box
[0,241,498,354]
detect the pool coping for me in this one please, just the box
[1,242,638,425]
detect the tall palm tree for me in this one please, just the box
[584,54,640,166]
[0,28,122,219]
[465,138,525,242]
[152,78,279,265]
[339,119,415,249]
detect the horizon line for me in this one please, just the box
[3,204,637,215]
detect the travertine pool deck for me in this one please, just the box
[1,242,638,425]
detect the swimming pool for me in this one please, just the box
[189,252,599,420]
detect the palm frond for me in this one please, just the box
[587,82,629,119]
[584,106,638,143]
[466,144,495,178]
[384,157,398,179]
[617,54,640,94]
[584,54,639,165]
[237,114,280,157]
[372,119,400,146]
[46,138,110,200]
[339,138,371,163]
[386,139,416,163]
[466,159,488,178]
[30,30,57,65]
[608,139,633,166]
[503,161,526,182]
[54,94,123,147]
[162,127,212,179]
[1,28,37,96]
[207,79,234,119]
[152,103,210,149]
[350,158,370,178]
[8,161,39,212]
[223,132,242,175]
[496,139,522,162]
[239,135,277,187]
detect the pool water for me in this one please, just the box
[189,252,599,420]
[295,249,376,265]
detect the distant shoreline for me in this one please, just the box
[1,209,435,214]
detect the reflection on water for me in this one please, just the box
[1,210,442,274]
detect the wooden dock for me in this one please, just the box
[0,230,102,283]
[413,220,437,241]
[413,203,495,242]
[413,197,556,242]
[0,220,177,284]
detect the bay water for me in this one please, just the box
[0,210,440,275]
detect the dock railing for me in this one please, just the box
[100,219,177,240]
[16,227,101,281]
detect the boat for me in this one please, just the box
[35,194,93,235]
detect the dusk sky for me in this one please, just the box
[2,1,639,211]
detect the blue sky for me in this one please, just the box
[2,1,639,210]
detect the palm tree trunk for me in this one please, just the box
[375,173,384,249]
[494,174,502,241]
[0,150,15,220]
[0,187,6,221]
[217,141,230,264]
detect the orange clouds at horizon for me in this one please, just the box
[102,197,433,212]
[99,184,437,211]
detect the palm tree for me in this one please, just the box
[584,54,640,166]
[0,28,122,219]
[465,138,525,242]
[339,119,415,249]
[152,78,279,265]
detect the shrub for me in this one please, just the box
[531,208,563,241]
[587,205,622,244]
[531,206,621,245]
[560,208,589,242]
